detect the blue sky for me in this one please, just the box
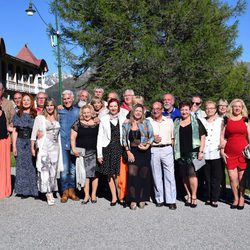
[0,0,249,75]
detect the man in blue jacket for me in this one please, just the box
[162,93,181,121]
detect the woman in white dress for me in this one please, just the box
[31,98,63,205]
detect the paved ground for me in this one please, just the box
[0,172,250,249]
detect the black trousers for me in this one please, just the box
[204,159,223,202]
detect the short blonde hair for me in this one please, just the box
[227,98,248,118]
[80,104,96,120]
[91,96,104,107]
[205,100,216,108]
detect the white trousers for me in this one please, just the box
[151,146,176,204]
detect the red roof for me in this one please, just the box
[16,44,42,67]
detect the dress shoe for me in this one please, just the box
[21,195,29,199]
[169,203,177,210]
[205,201,211,206]
[156,202,164,207]
[68,188,80,201]
[60,189,69,203]
[110,200,117,206]
[211,202,218,208]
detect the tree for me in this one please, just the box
[54,0,248,104]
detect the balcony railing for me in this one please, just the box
[6,79,45,94]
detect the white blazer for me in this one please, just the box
[31,115,64,177]
[97,113,126,158]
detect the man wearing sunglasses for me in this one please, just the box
[191,95,206,119]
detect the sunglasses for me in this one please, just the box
[192,102,201,105]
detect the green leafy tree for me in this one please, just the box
[54,0,247,104]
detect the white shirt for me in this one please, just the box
[147,116,174,145]
[201,117,223,160]
[191,109,206,120]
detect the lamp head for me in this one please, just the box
[25,2,36,16]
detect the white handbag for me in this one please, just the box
[243,144,250,159]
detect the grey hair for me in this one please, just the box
[77,89,89,97]
[217,98,228,106]
[62,90,74,100]
[94,86,104,93]
[123,89,134,96]
[36,91,47,98]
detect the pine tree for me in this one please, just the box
[54,0,248,104]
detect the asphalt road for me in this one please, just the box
[0,173,249,249]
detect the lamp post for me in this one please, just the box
[25,0,62,104]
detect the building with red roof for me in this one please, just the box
[0,37,48,97]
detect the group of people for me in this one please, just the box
[0,82,250,211]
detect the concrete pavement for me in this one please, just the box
[0,169,249,249]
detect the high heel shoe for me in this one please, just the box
[190,198,197,208]
[237,205,244,210]
[110,200,117,206]
[81,199,90,205]
[230,200,238,209]
[118,200,127,208]
[91,199,97,204]
[230,204,238,209]
[185,197,191,207]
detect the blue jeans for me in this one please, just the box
[60,149,76,192]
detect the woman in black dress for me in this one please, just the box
[122,104,154,210]
[71,104,99,204]
[97,99,126,206]
[174,101,206,208]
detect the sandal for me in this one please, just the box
[138,202,145,209]
[130,202,137,210]
[46,193,55,206]
[190,197,197,208]
[185,197,191,207]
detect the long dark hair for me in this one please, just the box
[17,94,37,118]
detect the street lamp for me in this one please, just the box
[25,0,62,104]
